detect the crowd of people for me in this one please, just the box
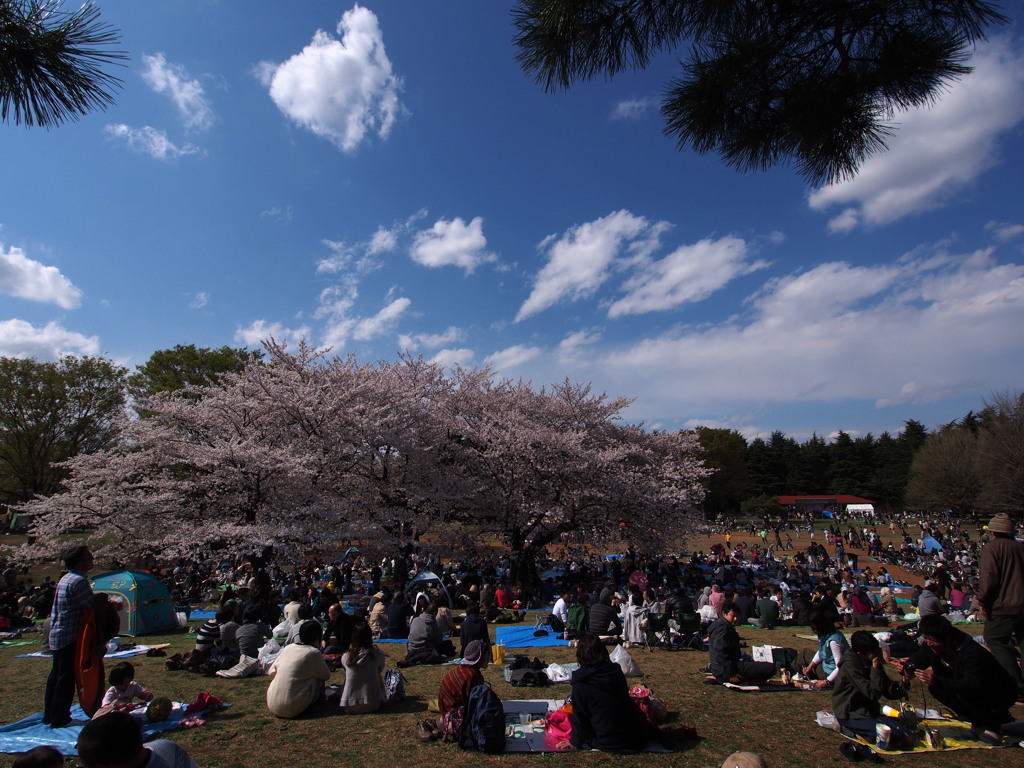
[1,510,1020,762]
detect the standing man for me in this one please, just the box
[978,513,1024,701]
[43,545,94,727]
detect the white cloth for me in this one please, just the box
[144,740,199,768]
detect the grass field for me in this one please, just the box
[1,616,1017,768]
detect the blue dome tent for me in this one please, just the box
[89,570,178,636]
[921,535,944,554]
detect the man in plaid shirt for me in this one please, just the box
[43,545,95,727]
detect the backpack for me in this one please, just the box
[384,668,406,705]
[460,683,506,753]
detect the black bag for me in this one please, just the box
[509,668,549,687]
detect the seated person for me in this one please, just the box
[459,602,490,655]
[750,589,780,629]
[94,662,153,717]
[339,621,386,714]
[588,592,622,636]
[285,603,314,645]
[798,610,849,689]
[266,621,332,719]
[707,600,776,684]
[902,614,1017,741]
[434,596,457,636]
[235,604,272,658]
[569,633,656,752]
[386,592,414,640]
[438,639,489,714]
[403,601,452,666]
[832,631,913,750]
[77,711,199,768]
[368,593,389,638]
[322,602,353,654]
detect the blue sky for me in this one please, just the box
[2,2,1024,442]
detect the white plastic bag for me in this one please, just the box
[257,638,282,675]
[609,644,643,677]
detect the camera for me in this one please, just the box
[902,662,916,675]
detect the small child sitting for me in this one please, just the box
[93,662,154,718]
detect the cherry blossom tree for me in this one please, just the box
[15,341,707,567]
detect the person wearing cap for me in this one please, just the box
[978,513,1024,700]
[438,639,489,714]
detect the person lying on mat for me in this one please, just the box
[569,633,657,752]
[831,631,913,749]
[707,601,776,685]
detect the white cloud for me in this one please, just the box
[491,237,1024,435]
[141,53,214,132]
[809,38,1024,229]
[410,217,494,273]
[234,319,312,347]
[105,124,199,160]
[368,226,398,255]
[317,238,384,276]
[0,319,98,359]
[516,210,655,321]
[985,220,1024,242]
[484,344,542,371]
[188,292,209,309]
[0,245,81,308]
[352,296,410,340]
[398,326,466,351]
[261,206,293,223]
[261,5,403,152]
[612,98,654,120]
[430,348,474,368]
[608,236,768,317]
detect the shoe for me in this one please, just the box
[856,744,884,764]
[416,720,438,742]
[839,743,863,763]
[978,730,1001,747]
[50,719,73,729]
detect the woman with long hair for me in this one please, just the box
[339,620,386,714]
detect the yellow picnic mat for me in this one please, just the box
[816,710,1009,754]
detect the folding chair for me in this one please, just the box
[643,611,673,651]
[673,612,704,650]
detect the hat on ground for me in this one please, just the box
[987,514,1016,536]
[722,752,769,768]
[461,639,485,666]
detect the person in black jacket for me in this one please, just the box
[902,615,1016,739]
[569,633,653,752]
[459,602,490,656]
[707,601,775,684]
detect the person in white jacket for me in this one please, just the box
[266,621,331,718]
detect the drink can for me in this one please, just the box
[875,723,892,750]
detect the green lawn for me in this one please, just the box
[0,619,1016,768]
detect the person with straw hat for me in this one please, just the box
[978,513,1024,701]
